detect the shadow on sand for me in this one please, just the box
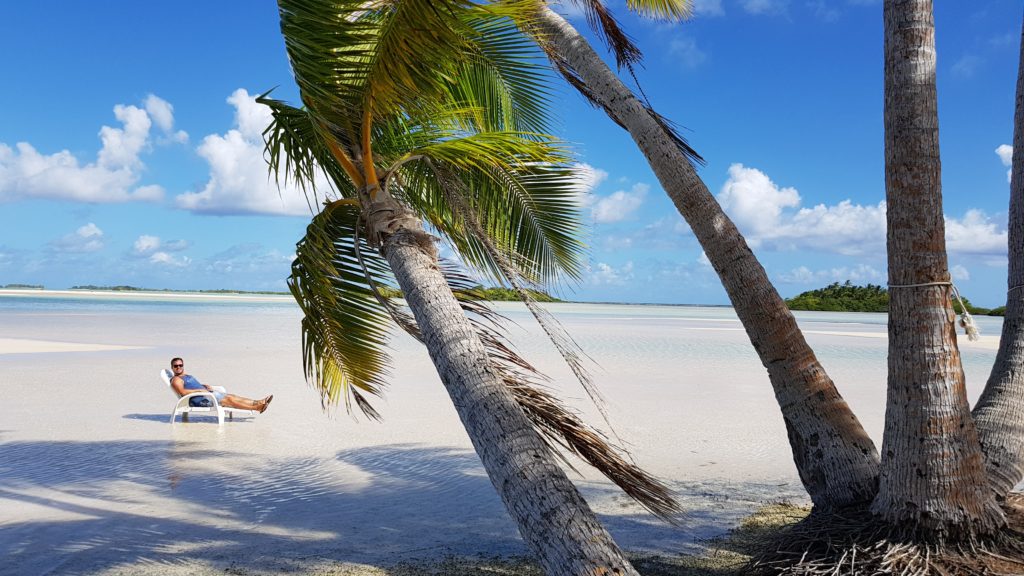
[0,439,798,575]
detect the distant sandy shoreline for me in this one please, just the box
[0,288,292,303]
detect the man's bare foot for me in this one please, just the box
[259,395,273,413]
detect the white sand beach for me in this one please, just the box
[0,294,1003,575]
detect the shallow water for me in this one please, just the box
[0,294,1004,574]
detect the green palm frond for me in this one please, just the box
[437,262,681,521]
[452,5,555,133]
[260,93,359,201]
[289,201,396,419]
[625,0,692,19]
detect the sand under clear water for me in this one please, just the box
[0,291,1003,575]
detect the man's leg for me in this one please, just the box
[220,394,271,412]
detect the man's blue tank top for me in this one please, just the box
[182,375,204,390]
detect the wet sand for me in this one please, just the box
[0,297,1001,575]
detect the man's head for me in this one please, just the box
[170,357,185,375]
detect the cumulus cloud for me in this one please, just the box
[717,163,1006,257]
[669,37,707,69]
[779,264,884,285]
[572,162,608,209]
[149,251,191,268]
[175,89,324,216]
[51,223,105,253]
[588,261,634,286]
[593,183,648,223]
[950,264,970,281]
[717,163,804,239]
[0,97,173,204]
[202,243,295,276]
[144,94,188,143]
[945,209,1007,255]
[997,144,1013,183]
[132,234,189,257]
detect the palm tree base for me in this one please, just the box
[742,495,1024,575]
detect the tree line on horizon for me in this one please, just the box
[786,280,1007,316]
[262,0,1024,574]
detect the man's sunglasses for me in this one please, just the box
[172,364,184,368]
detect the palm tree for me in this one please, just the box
[971,18,1024,501]
[867,0,1004,538]
[514,0,880,510]
[263,1,674,573]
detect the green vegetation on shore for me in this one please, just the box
[67,285,290,296]
[2,283,44,289]
[785,281,1005,316]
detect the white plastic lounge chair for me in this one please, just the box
[160,369,256,425]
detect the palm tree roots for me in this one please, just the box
[744,495,1024,576]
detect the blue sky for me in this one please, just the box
[0,1,1019,307]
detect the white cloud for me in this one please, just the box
[997,144,1013,183]
[717,163,802,239]
[779,264,884,285]
[742,0,788,15]
[950,264,970,281]
[133,235,161,256]
[593,183,648,223]
[697,251,711,268]
[572,162,608,208]
[717,163,1004,257]
[0,98,167,204]
[692,0,725,16]
[588,261,634,286]
[51,223,105,253]
[132,234,189,257]
[669,37,707,69]
[945,209,1006,255]
[144,94,188,143]
[149,251,191,268]
[175,88,323,216]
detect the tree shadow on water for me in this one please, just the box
[0,439,793,575]
[0,440,527,574]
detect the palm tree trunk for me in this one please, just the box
[869,0,1004,537]
[972,18,1024,500]
[370,198,639,576]
[532,5,878,510]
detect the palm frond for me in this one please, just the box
[289,201,397,419]
[625,0,692,19]
[452,4,556,134]
[438,262,681,521]
[259,93,359,202]
[564,0,643,71]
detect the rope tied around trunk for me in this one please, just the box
[1010,284,1024,295]
[888,281,980,341]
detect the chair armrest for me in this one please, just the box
[174,392,220,410]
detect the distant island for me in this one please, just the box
[68,285,289,296]
[785,281,1005,316]
[3,283,560,302]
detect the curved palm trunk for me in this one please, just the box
[369,198,639,576]
[533,5,878,510]
[869,0,1004,538]
[972,18,1024,500]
